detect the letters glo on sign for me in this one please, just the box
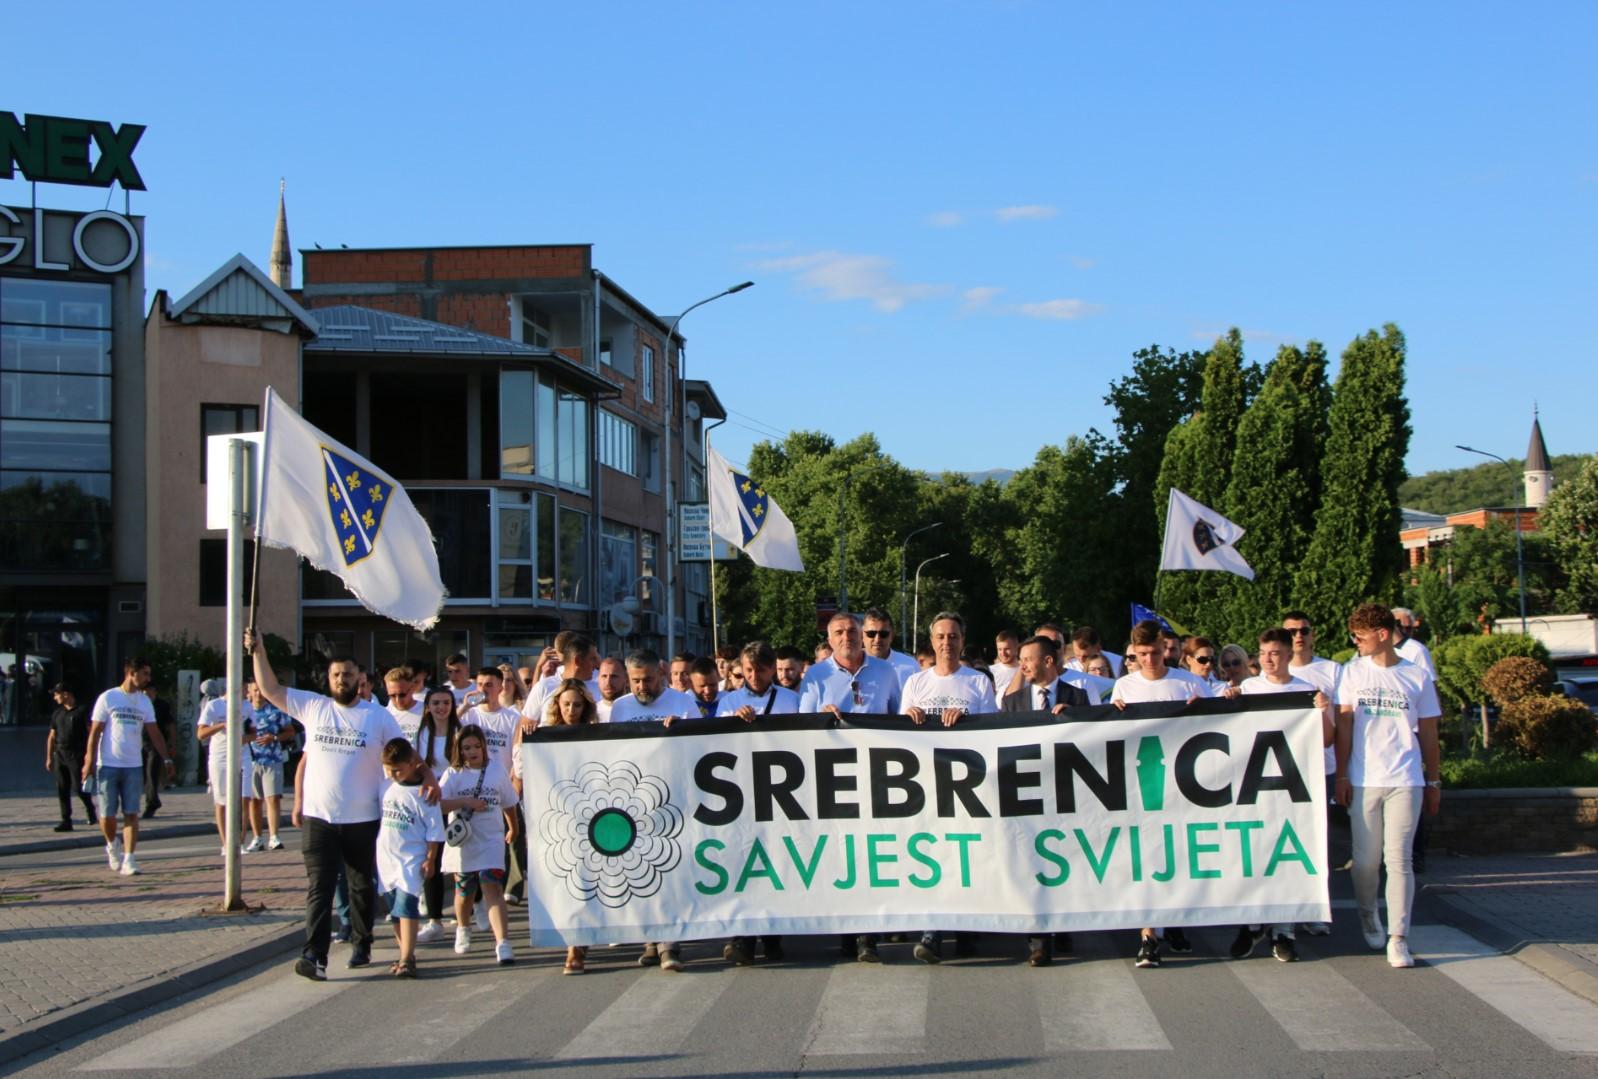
[0,112,146,190]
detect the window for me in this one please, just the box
[522,306,552,349]
[198,538,257,607]
[599,339,613,367]
[557,390,588,491]
[598,410,636,476]
[641,345,655,404]
[495,487,551,604]
[1,277,113,572]
[535,377,556,481]
[685,462,704,502]
[200,404,259,481]
[306,488,491,602]
[599,520,637,608]
[500,370,535,477]
[640,530,658,602]
[641,430,661,493]
[559,508,588,605]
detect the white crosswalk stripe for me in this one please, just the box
[1408,924,1598,1054]
[1035,957,1171,1051]
[324,967,545,1064]
[76,972,356,1071]
[554,967,733,1059]
[803,962,931,1055]
[1227,953,1427,1051]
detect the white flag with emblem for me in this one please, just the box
[706,444,804,572]
[255,387,446,629]
[1159,488,1255,581]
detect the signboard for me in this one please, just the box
[678,501,734,562]
[0,205,141,274]
[0,112,146,190]
[521,696,1329,946]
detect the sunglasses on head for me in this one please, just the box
[850,678,864,707]
[862,630,890,639]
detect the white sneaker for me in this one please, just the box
[106,842,122,871]
[119,854,140,876]
[454,926,472,954]
[243,836,263,853]
[474,905,488,931]
[495,940,514,965]
[1359,909,1385,950]
[1301,922,1333,937]
[267,835,284,851]
[1387,936,1415,968]
[417,920,444,944]
[219,845,227,858]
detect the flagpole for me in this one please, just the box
[705,419,726,653]
[222,436,249,911]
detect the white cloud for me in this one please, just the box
[995,204,1059,223]
[754,250,946,313]
[1015,298,1101,320]
[1068,255,1096,270]
[962,286,1004,310]
[1188,324,1287,344]
[927,210,964,228]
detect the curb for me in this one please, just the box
[0,920,303,1065]
[0,823,215,858]
[1420,885,1598,1008]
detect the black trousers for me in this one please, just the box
[142,746,163,811]
[302,816,380,961]
[424,868,445,921]
[53,760,97,823]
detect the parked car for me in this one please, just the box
[1554,677,1598,717]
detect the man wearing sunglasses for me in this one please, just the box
[861,608,921,688]
[1391,608,1436,678]
[1282,610,1346,935]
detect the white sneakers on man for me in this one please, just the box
[1359,908,1385,950]
[119,854,140,876]
[417,920,444,944]
[454,926,472,954]
[243,836,264,853]
[1387,936,1415,968]
[105,840,122,872]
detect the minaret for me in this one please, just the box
[269,179,292,289]
[1524,407,1553,509]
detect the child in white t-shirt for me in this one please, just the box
[440,724,520,966]
[376,738,444,978]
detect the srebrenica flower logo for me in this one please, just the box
[540,760,684,908]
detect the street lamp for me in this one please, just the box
[912,552,951,650]
[899,522,943,632]
[660,282,753,658]
[1455,444,1528,633]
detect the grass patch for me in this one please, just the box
[0,892,40,904]
[1440,751,1598,789]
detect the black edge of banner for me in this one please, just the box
[526,692,1317,743]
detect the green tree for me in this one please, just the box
[1209,342,1331,643]
[1402,519,1564,639]
[1295,325,1412,628]
[1540,454,1598,615]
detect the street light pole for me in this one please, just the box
[899,522,943,632]
[1456,444,1528,633]
[912,552,950,651]
[659,282,753,659]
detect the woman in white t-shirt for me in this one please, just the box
[1334,604,1442,970]
[439,725,520,966]
[539,680,599,973]
[414,687,461,943]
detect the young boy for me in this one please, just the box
[377,738,445,978]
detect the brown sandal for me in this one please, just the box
[563,946,587,975]
[394,956,418,978]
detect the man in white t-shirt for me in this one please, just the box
[1063,624,1124,679]
[800,613,902,720]
[594,656,628,723]
[1231,628,1333,963]
[1336,604,1441,970]
[442,652,475,708]
[1283,608,1347,934]
[198,677,257,857]
[82,656,174,876]
[521,633,600,725]
[247,629,439,982]
[1112,620,1212,969]
[774,646,806,693]
[384,667,425,743]
[1391,608,1436,678]
[862,608,921,688]
[988,629,1021,694]
[461,667,522,776]
[901,611,996,964]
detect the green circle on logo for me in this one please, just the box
[589,808,637,857]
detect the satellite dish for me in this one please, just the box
[684,400,702,422]
[607,604,635,637]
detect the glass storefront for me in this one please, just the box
[0,605,105,725]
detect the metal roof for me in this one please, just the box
[167,253,319,335]
[1526,412,1552,473]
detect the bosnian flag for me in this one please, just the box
[1159,488,1255,581]
[255,387,446,629]
[706,444,804,572]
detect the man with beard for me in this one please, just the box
[594,656,628,722]
[862,607,921,688]
[774,646,806,691]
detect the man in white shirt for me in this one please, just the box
[1231,628,1333,963]
[988,629,1021,693]
[82,656,174,876]
[1391,608,1436,678]
[668,653,697,695]
[594,656,628,723]
[442,652,474,708]
[1112,620,1211,968]
[521,634,600,726]
[1336,603,1442,970]
[384,667,424,743]
[800,613,902,719]
[1064,624,1124,679]
[862,608,921,688]
[774,646,806,692]
[461,668,522,776]
[247,629,439,981]
[1283,609,1347,933]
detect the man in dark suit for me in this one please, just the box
[1002,634,1090,966]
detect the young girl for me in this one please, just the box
[539,680,598,975]
[414,688,460,943]
[376,738,444,978]
[439,724,519,965]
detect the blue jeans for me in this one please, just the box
[97,765,143,819]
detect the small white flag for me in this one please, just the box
[707,444,805,572]
[255,387,446,629]
[1159,488,1255,581]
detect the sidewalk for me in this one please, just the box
[0,787,219,857]
[0,819,308,1060]
[1420,850,1598,1005]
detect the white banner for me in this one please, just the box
[520,697,1328,947]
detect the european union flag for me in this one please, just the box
[322,447,391,566]
[1129,603,1174,634]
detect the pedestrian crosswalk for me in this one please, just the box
[70,925,1598,1073]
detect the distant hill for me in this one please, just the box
[962,469,1015,485]
[1400,453,1591,514]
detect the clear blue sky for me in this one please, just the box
[8,2,1593,479]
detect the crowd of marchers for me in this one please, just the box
[66,599,1440,982]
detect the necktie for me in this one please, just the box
[1041,686,1051,710]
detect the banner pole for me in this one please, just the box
[704,422,725,653]
[222,437,247,911]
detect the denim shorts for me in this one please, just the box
[97,765,143,818]
[385,889,422,919]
